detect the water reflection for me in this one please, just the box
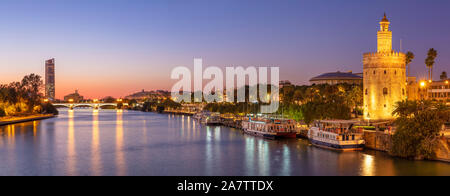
[33,121,37,138]
[245,137,255,175]
[362,154,375,176]
[67,110,76,175]
[116,110,126,176]
[91,110,102,175]
[282,145,291,176]
[0,109,449,176]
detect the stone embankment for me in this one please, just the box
[0,114,55,126]
[363,130,450,162]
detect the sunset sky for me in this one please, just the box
[1,0,449,99]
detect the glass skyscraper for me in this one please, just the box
[45,58,55,101]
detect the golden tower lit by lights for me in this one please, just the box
[363,13,406,120]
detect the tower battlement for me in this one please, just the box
[363,51,405,57]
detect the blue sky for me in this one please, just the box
[0,0,449,98]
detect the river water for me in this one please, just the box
[0,109,448,176]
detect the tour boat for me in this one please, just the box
[308,120,365,151]
[200,112,221,126]
[242,118,297,139]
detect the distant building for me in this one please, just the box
[64,90,84,102]
[426,80,450,102]
[45,58,56,101]
[309,71,362,85]
[363,14,406,120]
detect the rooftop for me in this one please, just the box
[310,71,363,81]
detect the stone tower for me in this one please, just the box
[363,14,406,120]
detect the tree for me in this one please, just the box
[425,48,437,81]
[440,71,447,80]
[392,100,418,118]
[405,51,415,77]
[346,85,363,118]
[20,74,44,112]
[391,100,449,160]
[103,96,116,103]
[391,110,443,159]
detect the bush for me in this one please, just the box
[41,103,59,115]
[390,110,443,160]
[0,108,5,117]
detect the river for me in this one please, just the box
[0,109,448,176]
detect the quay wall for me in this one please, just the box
[363,130,392,152]
[434,137,450,162]
[363,130,450,162]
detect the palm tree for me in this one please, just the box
[440,71,447,80]
[405,51,415,77]
[425,48,437,81]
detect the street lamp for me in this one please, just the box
[420,81,426,88]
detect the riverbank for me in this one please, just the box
[0,114,55,126]
[162,110,450,164]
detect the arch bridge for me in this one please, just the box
[53,103,121,110]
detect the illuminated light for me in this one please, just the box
[93,99,99,102]
[43,99,49,103]
[117,99,123,102]
[68,99,74,103]
[420,81,426,88]
[446,80,449,84]
[428,80,432,83]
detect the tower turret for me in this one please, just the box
[377,13,392,53]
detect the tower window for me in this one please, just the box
[373,71,376,75]
[402,88,405,95]
[365,89,368,95]
[395,71,397,75]
[383,88,388,95]
[384,70,387,74]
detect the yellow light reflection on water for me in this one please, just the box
[116,110,126,176]
[91,109,102,175]
[7,125,15,147]
[362,154,375,176]
[33,121,37,137]
[67,109,76,175]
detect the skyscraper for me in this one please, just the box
[363,14,406,120]
[45,58,56,101]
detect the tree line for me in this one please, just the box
[0,74,58,117]
[203,83,363,125]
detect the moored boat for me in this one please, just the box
[242,118,297,139]
[200,112,221,126]
[308,120,365,151]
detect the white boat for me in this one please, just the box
[308,120,365,151]
[242,118,297,139]
[200,112,221,125]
